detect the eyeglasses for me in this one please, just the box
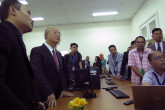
[154,55,165,61]
[154,33,162,36]
[136,41,145,44]
[54,31,61,36]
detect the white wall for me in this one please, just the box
[131,0,165,39]
[23,21,132,65]
[23,0,165,68]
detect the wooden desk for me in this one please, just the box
[48,79,135,110]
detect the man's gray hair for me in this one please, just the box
[44,27,52,39]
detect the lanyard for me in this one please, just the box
[112,55,118,66]
[70,53,76,65]
[153,72,165,85]
[138,52,143,66]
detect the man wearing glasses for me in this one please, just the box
[108,45,123,79]
[142,51,165,85]
[30,27,74,108]
[128,36,152,85]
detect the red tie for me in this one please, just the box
[52,50,59,72]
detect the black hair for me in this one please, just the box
[135,36,145,42]
[131,40,136,45]
[70,43,78,48]
[152,28,162,35]
[0,0,22,22]
[96,56,101,62]
[148,52,153,61]
[108,45,116,50]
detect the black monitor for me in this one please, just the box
[74,67,97,98]
[74,68,89,89]
[74,67,100,90]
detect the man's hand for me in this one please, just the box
[79,62,83,69]
[118,75,125,80]
[60,91,74,98]
[116,76,121,80]
[47,93,56,108]
[36,102,46,110]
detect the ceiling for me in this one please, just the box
[1,0,147,27]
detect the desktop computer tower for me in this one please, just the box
[90,67,100,89]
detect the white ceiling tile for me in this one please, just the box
[0,0,147,26]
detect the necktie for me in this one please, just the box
[52,50,59,72]
[157,43,162,52]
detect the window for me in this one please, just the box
[59,50,69,56]
[139,12,159,40]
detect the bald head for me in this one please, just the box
[148,51,165,75]
[148,51,163,61]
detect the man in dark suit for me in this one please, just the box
[30,27,74,108]
[0,0,44,110]
[82,56,90,68]
[119,41,136,80]
[147,28,165,55]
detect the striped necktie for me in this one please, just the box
[157,43,162,52]
[52,50,59,72]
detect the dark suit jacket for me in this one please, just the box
[82,60,90,68]
[30,44,67,102]
[0,21,35,110]
[120,51,131,79]
[147,41,165,55]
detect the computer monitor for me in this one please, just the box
[74,68,90,89]
[132,86,165,110]
[74,67,100,89]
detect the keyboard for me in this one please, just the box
[109,90,130,98]
[104,77,112,81]
[106,80,116,85]
[100,75,106,79]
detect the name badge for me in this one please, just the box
[141,69,144,75]
[72,66,75,71]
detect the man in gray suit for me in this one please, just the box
[147,28,165,55]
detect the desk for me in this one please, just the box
[48,79,135,110]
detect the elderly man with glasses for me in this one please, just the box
[142,51,165,85]
[128,36,152,85]
[30,27,74,108]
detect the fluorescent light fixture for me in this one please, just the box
[93,11,118,16]
[0,1,28,5]
[32,17,44,21]
[19,0,28,5]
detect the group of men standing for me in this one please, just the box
[1,0,165,110]
[107,28,165,86]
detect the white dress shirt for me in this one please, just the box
[155,41,163,52]
[44,42,59,65]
